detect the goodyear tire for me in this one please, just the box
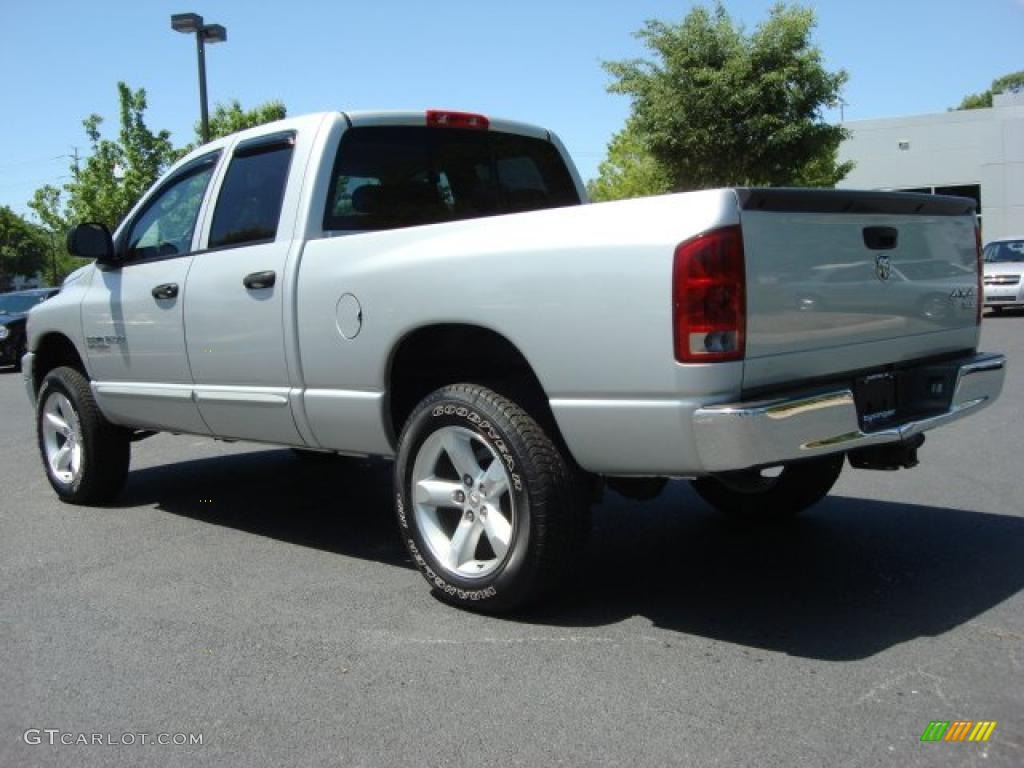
[36,366,130,504]
[394,383,583,613]
[691,454,844,521]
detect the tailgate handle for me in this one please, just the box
[863,226,898,250]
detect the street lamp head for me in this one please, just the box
[171,12,203,34]
[201,23,227,44]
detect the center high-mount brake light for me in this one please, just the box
[672,225,746,363]
[425,110,490,130]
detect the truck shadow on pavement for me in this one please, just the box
[544,480,1024,661]
[118,449,409,569]
[117,448,1024,662]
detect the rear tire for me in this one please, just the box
[692,454,844,521]
[36,366,130,504]
[394,383,585,613]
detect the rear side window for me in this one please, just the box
[323,126,579,231]
[209,133,295,248]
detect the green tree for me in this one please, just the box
[30,82,176,233]
[28,85,286,272]
[597,2,851,197]
[954,70,1024,110]
[172,99,288,157]
[205,99,286,141]
[586,120,671,202]
[0,206,49,290]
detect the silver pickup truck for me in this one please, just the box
[25,110,1006,612]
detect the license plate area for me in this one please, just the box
[854,372,897,431]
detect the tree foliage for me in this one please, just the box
[587,120,671,202]
[175,99,288,156]
[0,206,50,290]
[30,82,176,234]
[23,84,286,283]
[204,99,287,141]
[595,2,851,199]
[954,70,1024,110]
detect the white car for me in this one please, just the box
[983,236,1024,312]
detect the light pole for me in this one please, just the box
[171,13,227,144]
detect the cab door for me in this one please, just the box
[184,131,305,445]
[81,152,220,434]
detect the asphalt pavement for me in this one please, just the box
[1,315,1022,767]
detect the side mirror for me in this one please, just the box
[67,223,116,264]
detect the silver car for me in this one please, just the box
[983,236,1024,312]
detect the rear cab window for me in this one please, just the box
[323,126,580,231]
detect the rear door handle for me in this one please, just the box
[243,270,276,290]
[151,283,179,300]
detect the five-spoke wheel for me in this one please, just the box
[395,383,584,613]
[41,391,83,486]
[35,366,130,504]
[411,426,514,579]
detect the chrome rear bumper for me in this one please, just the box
[692,353,1006,472]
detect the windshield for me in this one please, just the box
[983,240,1024,263]
[0,293,49,315]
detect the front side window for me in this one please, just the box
[126,155,218,260]
[209,134,295,248]
[323,126,580,231]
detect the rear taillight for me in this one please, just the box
[425,110,489,130]
[673,225,746,363]
[975,222,983,324]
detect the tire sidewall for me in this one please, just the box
[395,392,537,609]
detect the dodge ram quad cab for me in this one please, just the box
[24,110,1006,612]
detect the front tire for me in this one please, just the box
[692,454,844,521]
[36,366,130,504]
[394,383,584,613]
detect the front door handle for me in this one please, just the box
[152,283,179,300]
[243,270,276,290]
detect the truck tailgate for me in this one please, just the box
[738,189,980,390]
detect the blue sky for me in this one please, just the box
[1,0,1022,220]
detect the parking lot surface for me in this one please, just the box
[2,316,1022,767]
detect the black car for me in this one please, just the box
[0,287,60,371]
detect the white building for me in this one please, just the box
[838,92,1024,242]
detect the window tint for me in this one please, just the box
[324,126,580,231]
[491,132,579,213]
[209,136,295,248]
[126,156,218,260]
[984,241,1024,263]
